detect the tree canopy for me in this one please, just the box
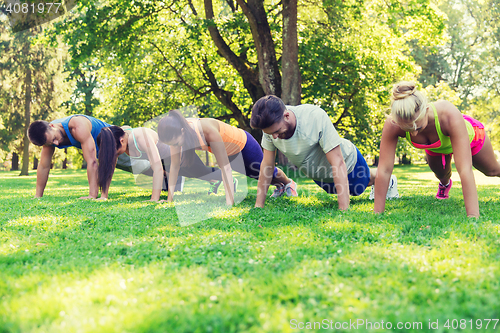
[2,0,500,170]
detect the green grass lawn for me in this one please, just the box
[0,165,499,333]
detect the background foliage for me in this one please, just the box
[0,0,499,169]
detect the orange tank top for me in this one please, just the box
[187,118,247,156]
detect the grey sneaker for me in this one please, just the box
[284,180,298,197]
[271,184,285,198]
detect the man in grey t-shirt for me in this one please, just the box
[250,95,398,210]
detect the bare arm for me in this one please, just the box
[35,145,55,197]
[325,146,350,210]
[167,146,182,202]
[255,148,276,208]
[137,128,163,201]
[441,102,479,217]
[203,121,234,205]
[70,117,98,199]
[374,119,401,213]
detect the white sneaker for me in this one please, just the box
[369,185,375,200]
[369,175,399,200]
[174,176,185,192]
[386,175,399,199]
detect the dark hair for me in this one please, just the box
[250,95,286,129]
[28,120,50,146]
[96,126,125,192]
[157,110,200,151]
[157,110,202,166]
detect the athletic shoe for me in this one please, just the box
[386,175,399,199]
[208,180,222,195]
[163,176,185,192]
[270,184,285,198]
[284,179,298,197]
[436,179,452,199]
[271,179,298,198]
[369,175,399,200]
[175,176,185,192]
[233,177,238,194]
[208,178,238,195]
[368,185,375,200]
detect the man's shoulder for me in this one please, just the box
[288,104,328,121]
[69,115,107,129]
[287,103,324,112]
[68,116,95,136]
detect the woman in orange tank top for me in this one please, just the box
[157,110,293,205]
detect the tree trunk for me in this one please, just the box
[236,0,282,96]
[279,0,301,167]
[33,157,38,170]
[204,0,264,102]
[11,153,19,171]
[281,0,301,106]
[81,151,87,169]
[20,40,32,176]
[62,148,68,169]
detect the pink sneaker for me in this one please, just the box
[271,185,285,198]
[284,180,298,197]
[270,179,298,198]
[436,179,452,199]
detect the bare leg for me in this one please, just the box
[426,153,453,185]
[471,135,500,177]
[270,167,290,187]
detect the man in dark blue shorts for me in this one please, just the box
[250,95,399,210]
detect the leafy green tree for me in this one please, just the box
[51,0,445,160]
[411,0,500,150]
[64,61,101,116]
[300,0,445,155]
[0,22,69,175]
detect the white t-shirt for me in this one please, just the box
[261,104,358,182]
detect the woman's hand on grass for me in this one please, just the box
[79,195,97,200]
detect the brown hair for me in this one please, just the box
[250,95,286,130]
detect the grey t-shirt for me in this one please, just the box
[261,104,358,182]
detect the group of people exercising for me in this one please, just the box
[28,82,500,217]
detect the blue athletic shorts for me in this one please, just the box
[313,147,370,196]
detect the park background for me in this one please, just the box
[1,0,500,170]
[1,0,500,332]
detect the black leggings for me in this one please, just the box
[162,152,223,190]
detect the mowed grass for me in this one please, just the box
[0,165,499,333]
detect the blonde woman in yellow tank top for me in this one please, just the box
[374,81,500,218]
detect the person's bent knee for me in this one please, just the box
[433,169,452,180]
[485,167,500,177]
